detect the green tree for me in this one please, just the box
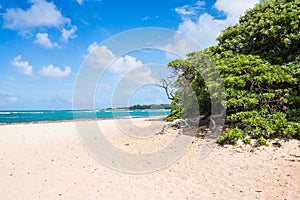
[166,50,224,121]
[213,52,300,144]
[167,0,300,145]
[214,0,300,64]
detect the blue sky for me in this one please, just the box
[0,0,259,110]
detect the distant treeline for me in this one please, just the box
[129,104,172,110]
[105,104,172,110]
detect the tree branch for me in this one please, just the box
[160,79,175,101]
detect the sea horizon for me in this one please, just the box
[0,109,170,124]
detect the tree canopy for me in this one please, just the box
[214,0,300,64]
[166,0,300,145]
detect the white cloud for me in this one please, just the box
[11,55,33,76]
[61,26,77,42]
[195,0,206,7]
[110,55,143,74]
[40,64,71,78]
[162,32,203,57]
[177,13,227,48]
[76,0,84,4]
[86,43,116,69]
[175,1,206,17]
[142,16,151,21]
[85,42,159,89]
[2,0,70,32]
[123,66,158,84]
[2,0,77,44]
[214,0,259,23]
[86,42,143,75]
[87,41,99,53]
[34,33,59,48]
[173,0,259,49]
[111,67,159,107]
[175,6,195,16]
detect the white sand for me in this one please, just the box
[0,118,299,199]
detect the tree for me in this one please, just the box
[214,0,300,64]
[167,0,300,145]
[166,51,220,121]
[213,52,300,145]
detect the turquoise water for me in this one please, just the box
[0,110,170,124]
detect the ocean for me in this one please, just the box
[0,109,170,124]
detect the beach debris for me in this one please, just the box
[158,115,223,138]
[161,116,205,130]
[272,141,282,148]
[285,154,300,162]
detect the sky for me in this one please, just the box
[0,0,259,110]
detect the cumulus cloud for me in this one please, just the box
[110,55,143,74]
[11,55,33,76]
[177,13,227,48]
[162,32,203,58]
[86,42,144,75]
[123,66,158,84]
[87,41,100,53]
[61,26,77,42]
[112,67,159,107]
[2,0,76,44]
[86,43,115,69]
[40,64,71,78]
[34,33,59,48]
[214,0,259,23]
[2,0,70,32]
[85,42,160,88]
[172,0,259,49]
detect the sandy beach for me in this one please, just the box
[0,118,299,199]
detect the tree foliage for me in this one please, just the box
[215,0,300,65]
[166,0,300,145]
[166,50,223,120]
[214,52,300,145]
